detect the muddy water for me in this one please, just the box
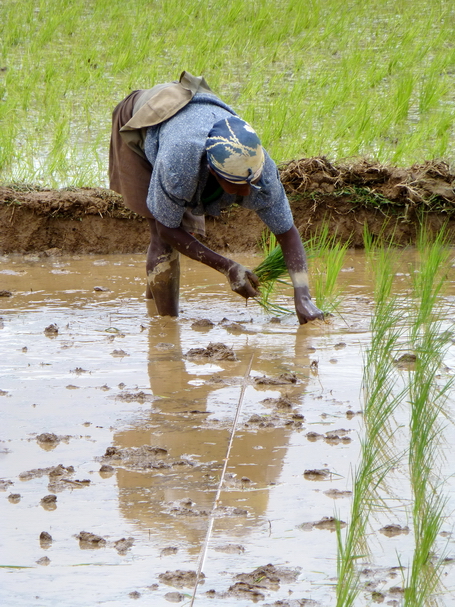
[1,251,455,606]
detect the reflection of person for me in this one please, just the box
[112,318,311,549]
[109,71,323,324]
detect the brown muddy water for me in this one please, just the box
[1,251,455,607]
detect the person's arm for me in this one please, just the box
[155,221,259,299]
[275,225,324,324]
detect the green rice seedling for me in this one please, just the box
[253,224,348,316]
[311,239,349,314]
[336,246,406,606]
[253,231,293,315]
[402,226,453,606]
[305,224,349,313]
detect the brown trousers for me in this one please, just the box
[108,90,205,234]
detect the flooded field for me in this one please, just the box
[1,251,455,606]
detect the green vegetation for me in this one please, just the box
[1,0,455,186]
[404,230,452,606]
[336,245,405,606]
[253,225,347,315]
[336,227,454,606]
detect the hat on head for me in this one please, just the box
[206,116,264,189]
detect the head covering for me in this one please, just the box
[206,116,264,189]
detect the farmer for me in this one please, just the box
[109,71,323,324]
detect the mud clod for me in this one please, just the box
[115,390,153,403]
[324,488,352,499]
[158,570,203,588]
[36,432,60,445]
[0,479,13,491]
[226,582,265,600]
[191,318,214,329]
[39,531,53,548]
[76,531,107,549]
[99,464,115,475]
[303,469,332,481]
[40,494,57,510]
[164,592,185,603]
[234,563,301,588]
[380,524,410,537]
[214,544,245,554]
[161,546,179,557]
[255,373,297,385]
[44,323,58,336]
[185,342,237,361]
[114,537,135,555]
[100,445,174,470]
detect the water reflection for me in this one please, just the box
[113,313,312,551]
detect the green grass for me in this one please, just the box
[1,0,455,186]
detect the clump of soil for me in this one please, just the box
[0,479,13,491]
[40,494,57,510]
[36,432,70,448]
[214,544,245,554]
[185,342,237,361]
[100,445,173,470]
[44,324,58,336]
[223,322,256,335]
[19,464,74,481]
[165,498,248,517]
[234,563,301,587]
[245,410,304,430]
[76,531,107,549]
[158,569,203,588]
[303,468,332,481]
[206,564,301,601]
[191,318,215,329]
[113,390,154,403]
[299,517,347,532]
[160,546,179,557]
[379,524,410,537]
[164,592,185,603]
[254,373,298,385]
[324,488,353,499]
[114,537,134,555]
[306,428,352,445]
[39,531,53,548]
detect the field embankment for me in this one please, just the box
[1,158,455,255]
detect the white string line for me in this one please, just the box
[188,354,254,607]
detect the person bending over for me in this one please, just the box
[109,71,323,324]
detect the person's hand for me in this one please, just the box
[294,288,324,324]
[227,263,260,299]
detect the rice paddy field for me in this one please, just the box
[1,0,455,186]
[2,1,455,606]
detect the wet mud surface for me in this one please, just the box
[1,251,455,605]
[2,159,455,255]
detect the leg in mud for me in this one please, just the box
[145,218,180,316]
